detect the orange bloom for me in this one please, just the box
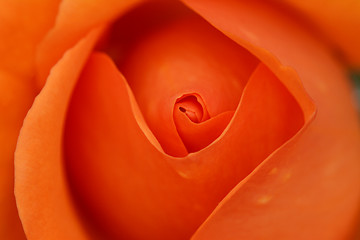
[1,0,359,239]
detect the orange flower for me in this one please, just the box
[1,0,359,239]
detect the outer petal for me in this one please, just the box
[0,71,33,240]
[36,0,143,87]
[0,0,60,78]
[14,27,104,240]
[0,1,60,239]
[276,0,360,68]
[180,0,360,239]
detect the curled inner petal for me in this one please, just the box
[175,94,209,123]
[173,94,234,153]
[118,11,259,156]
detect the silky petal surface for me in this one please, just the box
[14,27,104,240]
[36,0,143,87]
[277,0,360,67]
[0,1,60,239]
[179,0,360,239]
[65,53,306,239]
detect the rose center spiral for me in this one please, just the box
[175,95,209,123]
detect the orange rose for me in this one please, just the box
[1,0,359,239]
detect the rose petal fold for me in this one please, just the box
[36,0,144,87]
[64,53,306,239]
[121,15,259,156]
[14,27,104,240]
[173,108,234,153]
[0,1,61,239]
[179,0,360,238]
